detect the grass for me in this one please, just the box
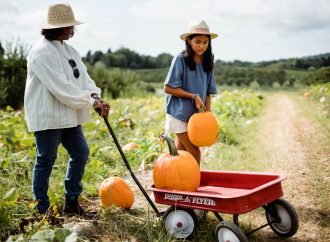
[291,92,330,223]
[202,92,270,172]
[290,92,329,238]
[2,89,329,241]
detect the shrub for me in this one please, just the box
[0,41,28,109]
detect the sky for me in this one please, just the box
[1,0,330,62]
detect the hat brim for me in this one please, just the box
[41,20,84,29]
[180,32,218,41]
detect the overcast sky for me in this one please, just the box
[1,0,330,62]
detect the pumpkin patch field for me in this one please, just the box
[3,87,329,241]
[0,89,264,241]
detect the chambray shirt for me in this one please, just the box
[164,53,217,122]
[24,38,101,132]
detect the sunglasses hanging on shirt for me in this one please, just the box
[68,59,80,78]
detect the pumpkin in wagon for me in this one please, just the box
[188,109,219,147]
[153,134,200,192]
[99,177,134,209]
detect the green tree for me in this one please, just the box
[0,40,28,109]
[304,67,330,85]
[155,53,173,67]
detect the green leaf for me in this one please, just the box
[3,188,17,202]
[29,229,54,242]
[5,234,25,242]
[20,138,35,148]
[54,228,77,242]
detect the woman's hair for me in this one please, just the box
[41,27,75,41]
[183,34,214,73]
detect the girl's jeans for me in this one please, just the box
[32,125,89,212]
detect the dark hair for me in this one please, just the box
[41,27,75,41]
[183,34,214,73]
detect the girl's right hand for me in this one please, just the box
[194,95,206,111]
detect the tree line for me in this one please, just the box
[0,40,329,109]
[84,48,173,69]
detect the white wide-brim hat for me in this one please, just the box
[180,20,218,41]
[41,3,83,29]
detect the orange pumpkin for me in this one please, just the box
[122,142,138,151]
[188,111,219,147]
[99,177,134,209]
[153,134,200,191]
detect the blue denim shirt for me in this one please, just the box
[164,53,217,122]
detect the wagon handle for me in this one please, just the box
[101,115,161,217]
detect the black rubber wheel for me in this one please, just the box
[266,198,299,238]
[215,221,248,242]
[163,206,198,240]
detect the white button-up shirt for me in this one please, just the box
[24,38,101,132]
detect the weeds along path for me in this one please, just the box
[254,93,329,242]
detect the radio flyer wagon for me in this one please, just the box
[149,170,299,241]
[101,117,299,242]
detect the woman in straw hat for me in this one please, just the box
[164,20,218,164]
[24,3,110,215]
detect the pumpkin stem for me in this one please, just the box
[199,106,206,112]
[160,134,179,156]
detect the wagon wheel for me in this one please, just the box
[215,221,248,242]
[265,198,299,238]
[163,206,198,240]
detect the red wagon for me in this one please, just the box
[101,117,299,242]
[149,170,299,241]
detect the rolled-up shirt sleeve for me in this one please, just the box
[164,56,184,88]
[29,52,95,108]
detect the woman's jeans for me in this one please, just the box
[32,125,89,212]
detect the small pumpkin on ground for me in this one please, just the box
[122,142,138,151]
[153,134,200,191]
[188,108,219,147]
[99,177,134,209]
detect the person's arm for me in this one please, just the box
[164,85,193,99]
[30,53,97,109]
[205,94,211,111]
[205,68,217,112]
[164,84,205,110]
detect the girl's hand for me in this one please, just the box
[194,95,206,111]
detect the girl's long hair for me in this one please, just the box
[183,34,214,73]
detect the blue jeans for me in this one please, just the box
[32,125,89,212]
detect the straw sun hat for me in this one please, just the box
[180,20,218,41]
[41,3,83,29]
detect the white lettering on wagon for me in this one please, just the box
[191,197,216,206]
[164,193,216,206]
[164,194,183,201]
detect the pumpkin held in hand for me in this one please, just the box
[99,177,134,209]
[188,110,219,147]
[153,134,200,191]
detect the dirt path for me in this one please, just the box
[254,93,329,242]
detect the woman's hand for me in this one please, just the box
[93,99,110,117]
